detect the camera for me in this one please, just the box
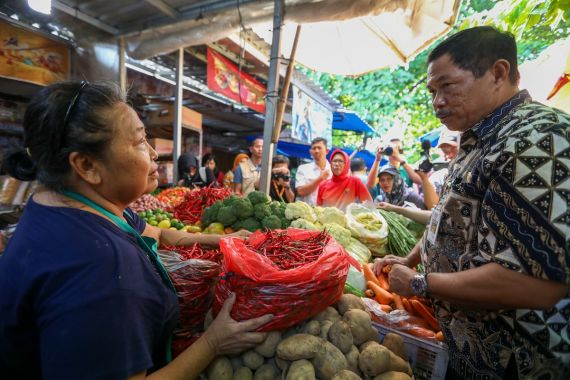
[381,145,404,156]
[272,173,290,181]
[417,140,434,172]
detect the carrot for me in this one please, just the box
[379,304,393,313]
[392,293,405,310]
[402,298,414,315]
[367,281,394,305]
[377,272,390,290]
[382,264,392,274]
[411,299,440,331]
[435,331,444,342]
[404,326,436,339]
[364,289,375,298]
[362,263,382,287]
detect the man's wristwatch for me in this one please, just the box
[410,274,429,297]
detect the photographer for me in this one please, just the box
[269,155,295,203]
[373,166,425,209]
[367,142,421,194]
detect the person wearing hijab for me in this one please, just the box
[317,149,372,210]
[223,153,249,189]
[373,165,425,209]
[202,153,224,187]
[177,153,216,188]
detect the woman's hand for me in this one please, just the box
[228,230,252,239]
[376,201,395,212]
[373,254,410,276]
[203,293,273,355]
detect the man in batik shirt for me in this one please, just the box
[374,26,569,379]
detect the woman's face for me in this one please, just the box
[97,102,158,205]
[378,173,394,193]
[330,153,346,176]
[206,159,216,171]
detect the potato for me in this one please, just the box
[276,334,324,361]
[387,350,412,375]
[313,307,341,323]
[311,341,348,380]
[328,320,353,354]
[283,325,300,340]
[301,320,321,336]
[275,356,290,372]
[320,320,334,340]
[232,366,253,380]
[230,356,244,371]
[331,369,363,380]
[207,356,233,380]
[242,350,264,370]
[255,331,282,358]
[344,345,360,375]
[285,359,316,380]
[382,333,406,361]
[373,371,412,380]
[359,341,378,352]
[253,363,279,380]
[335,294,366,315]
[358,342,390,377]
[342,309,376,345]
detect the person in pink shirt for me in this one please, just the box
[317,149,372,210]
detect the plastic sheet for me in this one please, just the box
[213,228,355,331]
[346,203,389,256]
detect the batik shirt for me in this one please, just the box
[420,90,570,379]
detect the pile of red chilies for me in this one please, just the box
[247,230,331,270]
[173,186,231,224]
[162,243,222,264]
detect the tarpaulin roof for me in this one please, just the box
[333,111,375,134]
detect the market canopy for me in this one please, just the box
[333,111,375,134]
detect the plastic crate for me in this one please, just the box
[373,322,449,380]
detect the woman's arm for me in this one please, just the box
[367,151,382,189]
[376,202,432,224]
[144,225,250,247]
[418,171,439,209]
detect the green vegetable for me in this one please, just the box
[201,201,223,226]
[240,217,261,232]
[232,198,254,219]
[254,203,271,220]
[217,206,237,226]
[322,222,351,247]
[289,218,319,231]
[378,210,417,257]
[344,282,365,297]
[285,201,317,222]
[223,194,239,207]
[247,190,271,205]
[261,215,282,230]
[315,207,347,228]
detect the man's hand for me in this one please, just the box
[387,264,417,296]
[373,254,411,276]
[319,169,331,182]
[375,147,383,161]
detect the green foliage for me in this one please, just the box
[302,0,570,161]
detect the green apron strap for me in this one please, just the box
[62,190,176,362]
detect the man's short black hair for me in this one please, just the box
[428,26,520,84]
[272,154,290,167]
[350,157,366,172]
[251,137,263,146]
[310,137,328,148]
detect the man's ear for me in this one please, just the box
[68,152,102,185]
[491,59,511,86]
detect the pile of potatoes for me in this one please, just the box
[203,294,413,380]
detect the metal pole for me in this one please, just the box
[173,47,184,183]
[259,0,284,195]
[119,37,127,93]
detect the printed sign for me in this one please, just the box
[291,85,332,145]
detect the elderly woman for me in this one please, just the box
[0,82,271,379]
[317,149,372,210]
[374,165,425,209]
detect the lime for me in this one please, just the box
[171,218,180,225]
[157,220,171,229]
[148,220,158,226]
[167,212,174,219]
[154,208,163,214]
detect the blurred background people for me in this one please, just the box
[295,137,331,206]
[201,153,224,187]
[223,153,248,189]
[373,165,425,209]
[177,153,216,188]
[350,157,368,186]
[269,155,295,203]
[234,138,263,196]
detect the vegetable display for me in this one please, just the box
[346,204,389,257]
[155,187,191,208]
[377,210,417,258]
[129,194,169,213]
[174,186,232,224]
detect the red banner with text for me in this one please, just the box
[207,48,266,114]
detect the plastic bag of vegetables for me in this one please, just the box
[346,203,389,256]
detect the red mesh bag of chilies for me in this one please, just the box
[212,228,357,331]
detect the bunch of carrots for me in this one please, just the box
[362,263,444,342]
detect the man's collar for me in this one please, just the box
[467,89,532,140]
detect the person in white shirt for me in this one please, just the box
[294,137,331,206]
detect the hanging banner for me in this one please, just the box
[292,85,332,146]
[207,48,266,113]
[0,21,69,86]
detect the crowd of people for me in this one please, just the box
[0,26,568,380]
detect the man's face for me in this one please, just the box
[250,139,263,159]
[439,143,458,161]
[310,141,328,161]
[427,54,498,132]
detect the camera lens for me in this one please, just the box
[383,146,393,155]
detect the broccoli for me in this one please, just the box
[254,203,271,220]
[290,218,320,231]
[240,217,261,232]
[270,201,286,218]
[322,222,352,247]
[247,191,271,205]
[223,194,239,207]
[217,206,237,227]
[232,197,254,219]
[285,201,317,222]
[261,215,282,230]
[280,217,291,229]
[201,201,222,226]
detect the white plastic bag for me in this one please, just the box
[346,203,389,256]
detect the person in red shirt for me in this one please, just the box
[317,149,372,210]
